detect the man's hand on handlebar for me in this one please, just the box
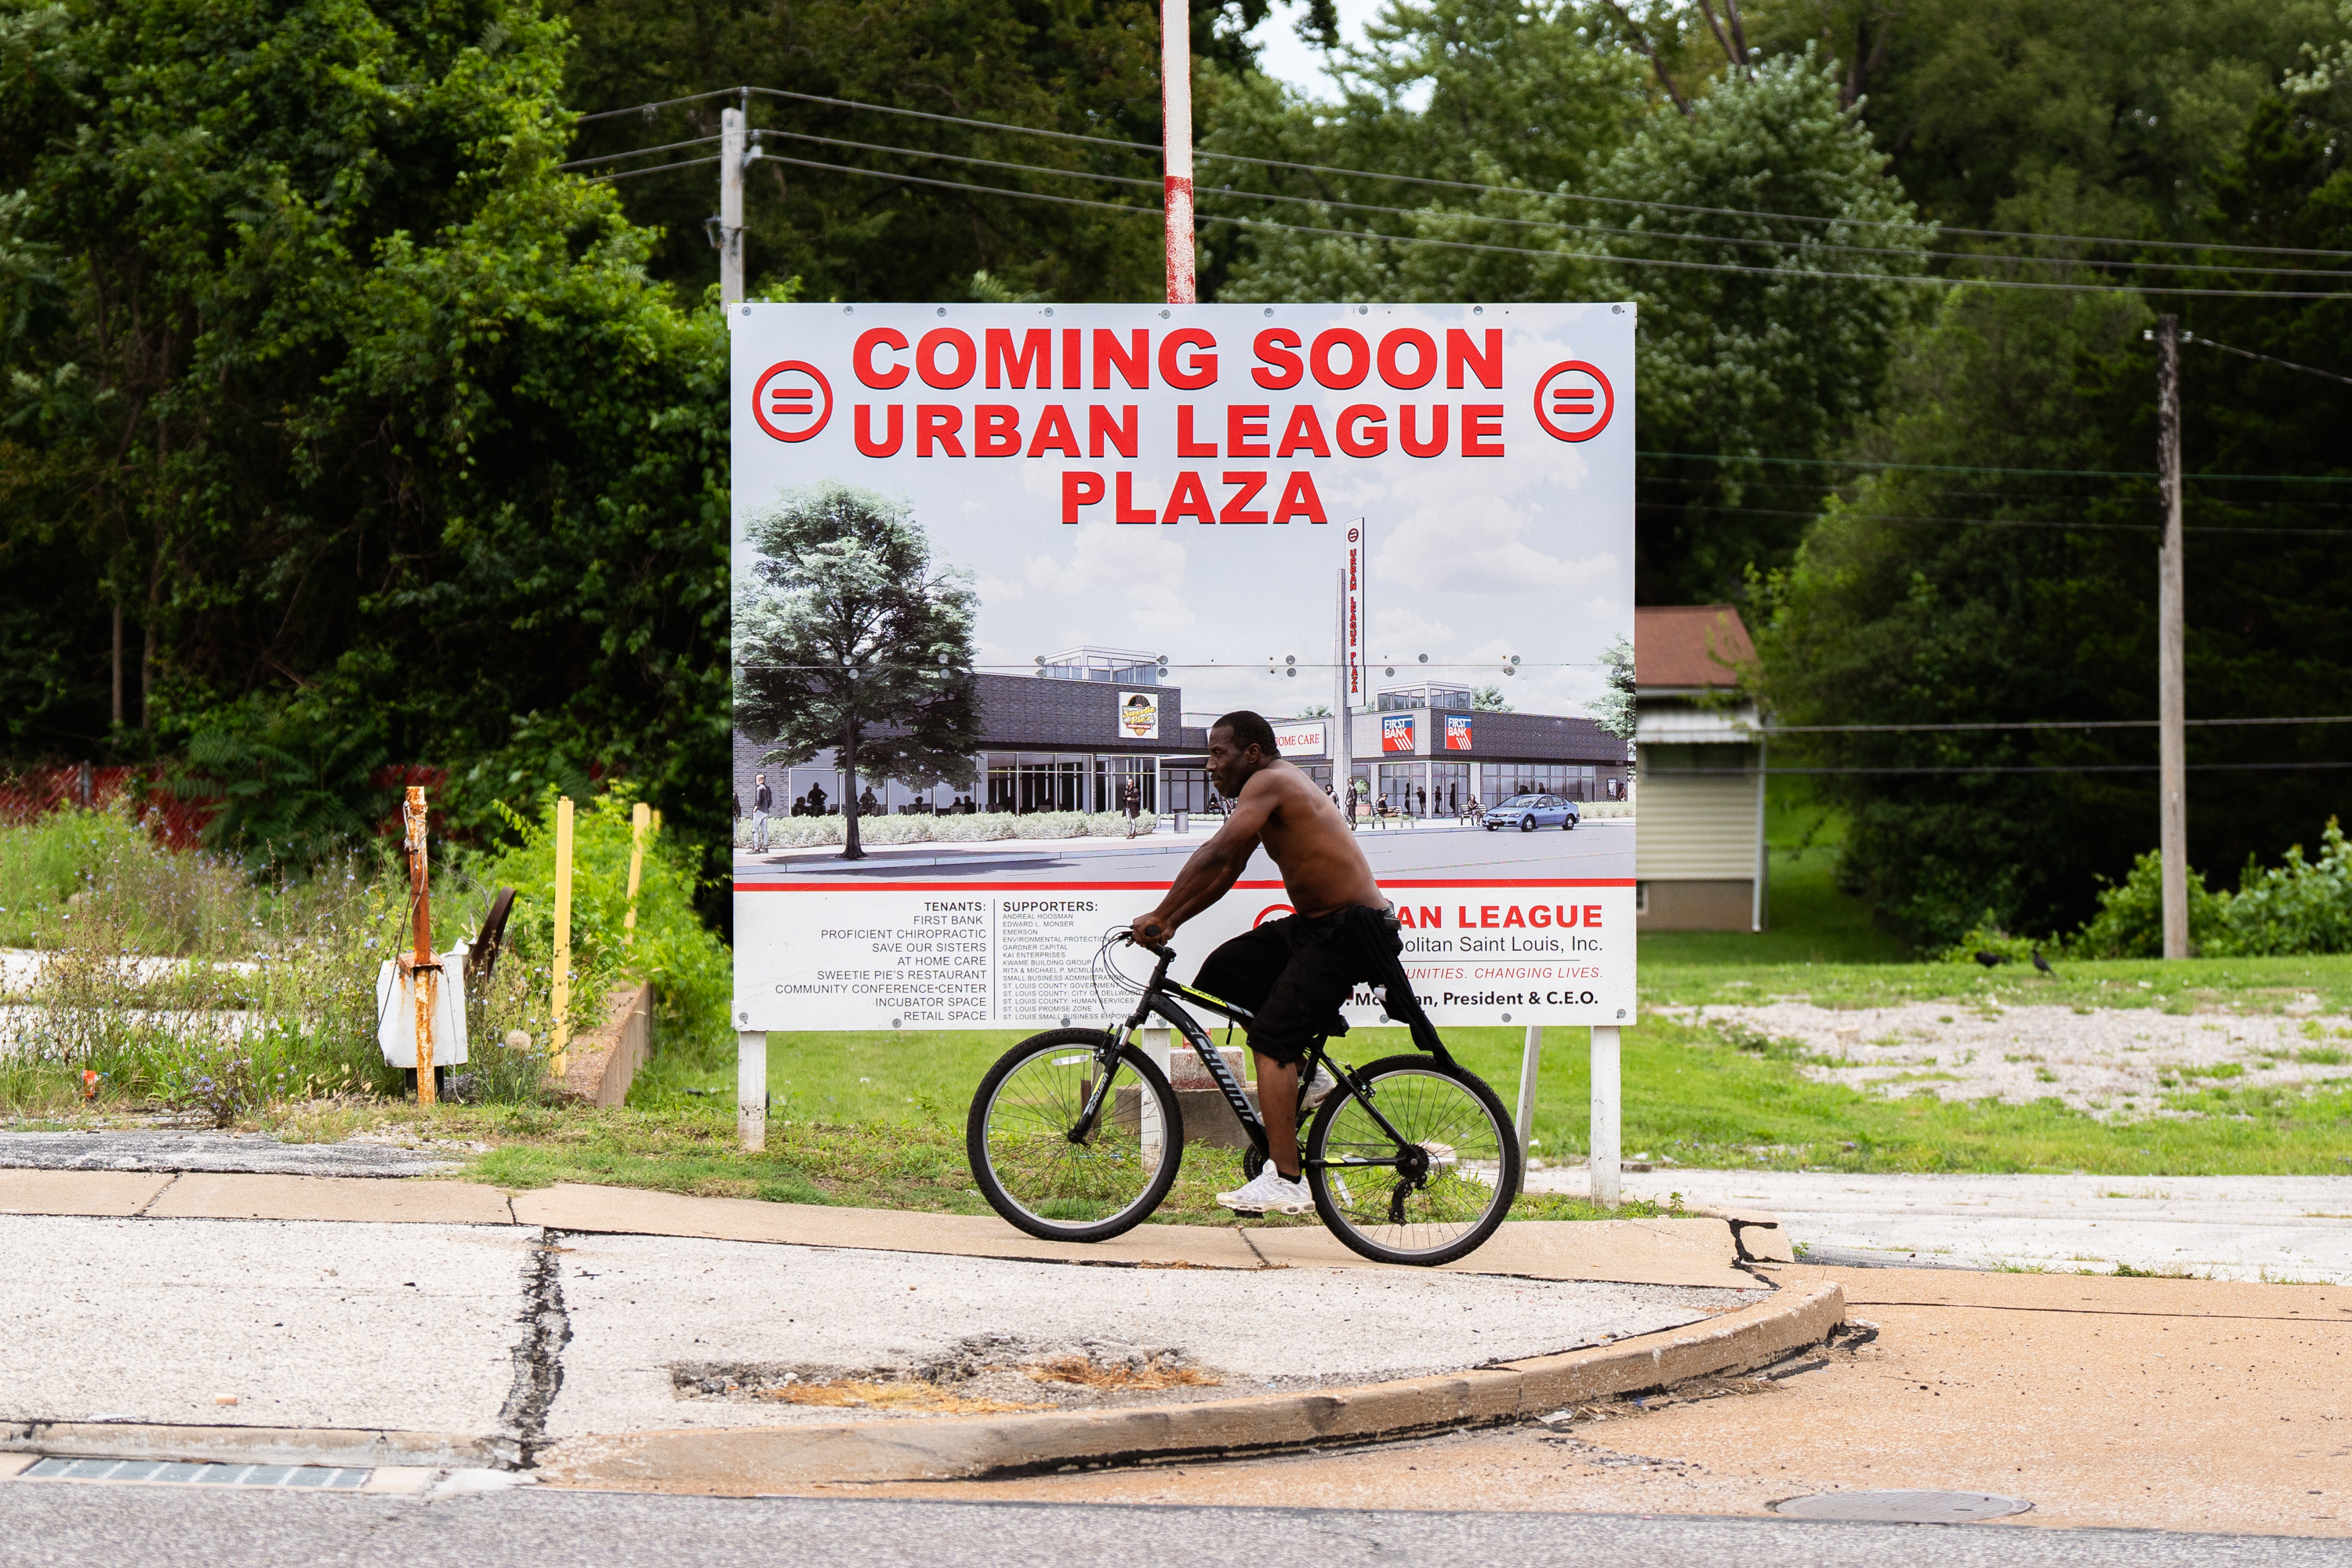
[1128,913,1174,950]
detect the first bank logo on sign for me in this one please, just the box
[1381,714,1417,753]
[1444,715,1474,751]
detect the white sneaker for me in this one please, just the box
[1300,1065,1342,1111]
[1217,1167,1314,1215]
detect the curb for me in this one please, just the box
[0,1421,499,1471]
[533,1280,1844,1492]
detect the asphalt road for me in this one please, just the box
[4,1486,2346,1567]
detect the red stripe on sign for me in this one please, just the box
[734,877,1637,892]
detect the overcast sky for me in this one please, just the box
[1243,0,1432,111]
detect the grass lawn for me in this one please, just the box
[412,1030,1673,1222]
[252,779,2352,1197]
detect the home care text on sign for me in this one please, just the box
[731,303,1635,1032]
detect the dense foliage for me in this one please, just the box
[1200,7,1928,603]
[557,0,1276,303]
[0,0,728,890]
[1,0,2347,956]
[1756,64,2352,948]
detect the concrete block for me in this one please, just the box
[0,1169,172,1217]
[557,982,652,1109]
[145,1174,513,1225]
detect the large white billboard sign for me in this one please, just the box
[732,303,1635,1033]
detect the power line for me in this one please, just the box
[1632,499,2352,537]
[2186,334,2352,388]
[568,82,2352,263]
[743,128,2327,284]
[1651,760,2352,775]
[587,156,721,183]
[1635,450,2352,485]
[1636,471,2352,512]
[1761,715,2352,735]
[667,148,2352,301]
[557,135,720,171]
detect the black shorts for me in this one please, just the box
[1192,907,1394,1066]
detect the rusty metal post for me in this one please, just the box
[550,796,575,1078]
[623,800,651,946]
[405,786,436,1105]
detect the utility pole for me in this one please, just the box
[1160,0,1195,303]
[1333,568,1352,820]
[719,105,746,306]
[2156,314,2188,959]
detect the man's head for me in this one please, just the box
[755,771,765,783]
[1207,710,1281,794]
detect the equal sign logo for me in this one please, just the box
[752,360,834,442]
[1533,360,1613,443]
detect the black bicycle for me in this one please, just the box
[964,934,1520,1265]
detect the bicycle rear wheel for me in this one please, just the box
[1304,1054,1519,1265]
[967,1029,1185,1243]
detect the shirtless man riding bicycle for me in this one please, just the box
[1130,709,1402,1216]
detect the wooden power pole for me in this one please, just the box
[2156,314,2188,959]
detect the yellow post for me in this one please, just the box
[550,795,575,1077]
[623,800,651,946]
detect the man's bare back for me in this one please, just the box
[1131,725,1382,947]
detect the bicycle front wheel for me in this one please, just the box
[1305,1054,1519,1265]
[967,1029,1185,1243]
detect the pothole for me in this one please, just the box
[668,1334,1225,1417]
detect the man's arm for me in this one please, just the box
[1131,776,1277,946]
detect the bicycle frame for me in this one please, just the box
[1068,942,1428,1175]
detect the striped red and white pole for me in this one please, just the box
[1161,0,1196,304]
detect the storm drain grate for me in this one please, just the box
[22,1457,370,1489]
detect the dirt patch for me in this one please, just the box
[670,1334,1225,1417]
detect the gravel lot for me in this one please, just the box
[1658,1000,2352,1120]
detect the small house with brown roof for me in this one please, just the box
[1635,604,1766,931]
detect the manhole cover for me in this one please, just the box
[1773,1490,2032,1523]
[22,1457,370,1489]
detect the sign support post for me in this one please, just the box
[738,1029,767,1151]
[1589,1025,1621,1205]
[1514,1025,1542,1178]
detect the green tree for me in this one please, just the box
[733,483,980,860]
[1207,31,1924,601]
[0,0,731,895]
[1749,0,2347,237]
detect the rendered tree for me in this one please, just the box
[733,484,980,861]
[1589,637,1635,739]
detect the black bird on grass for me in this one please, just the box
[2033,947,2056,977]
[1973,950,2013,968]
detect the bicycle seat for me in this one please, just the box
[1323,1014,1350,1037]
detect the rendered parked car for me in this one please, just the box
[1481,793,1579,832]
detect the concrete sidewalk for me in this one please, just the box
[0,1168,1838,1487]
[1523,1168,2352,1281]
[916,1261,2352,1538]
